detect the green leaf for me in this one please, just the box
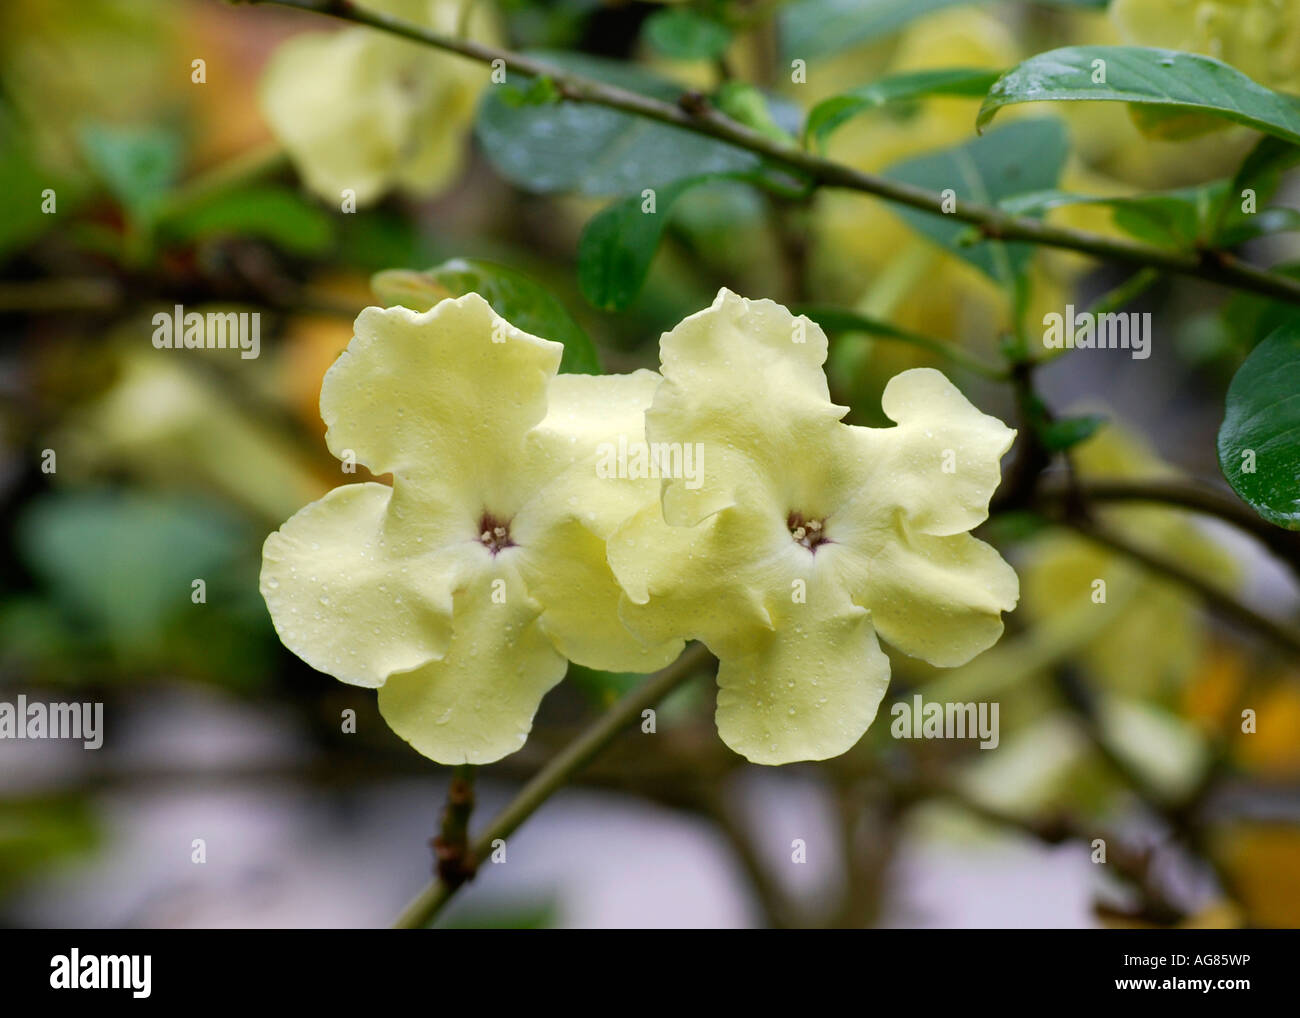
[1005,167,1300,250]
[1212,136,1300,245]
[14,490,266,684]
[578,175,732,311]
[799,304,1007,378]
[779,0,1106,61]
[1001,186,1213,250]
[372,258,601,374]
[1039,413,1107,452]
[644,8,732,62]
[497,74,563,108]
[1218,321,1300,529]
[475,51,758,196]
[805,68,1000,151]
[885,118,1068,282]
[0,113,83,260]
[977,46,1300,146]
[780,0,968,61]
[158,185,335,256]
[566,663,641,707]
[78,124,181,223]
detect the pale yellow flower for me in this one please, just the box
[607,290,1019,764]
[260,294,681,764]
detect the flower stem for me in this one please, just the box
[392,643,714,928]
[431,764,476,889]
[237,0,1300,307]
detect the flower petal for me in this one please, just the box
[520,370,668,539]
[509,369,685,671]
[843,528,1019,667]
[609,500,797,660]
[649,289,848,527]
[516,517,684,672]
[260,482,477,687]
[259,1,491,205]
[377,560,567,764]
[837,368,1016,537]
[320,294,562,488]
[715,593,891,765]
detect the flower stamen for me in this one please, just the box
[477,513,515,555]
[788,512,830,552]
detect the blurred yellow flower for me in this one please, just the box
[1021,423,1238,699]
[56,340,327,525]
[1112,0,1300,94]
[259,0,494,206]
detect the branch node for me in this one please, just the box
[677,90,711,117]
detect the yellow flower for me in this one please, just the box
[259,0,493,206]
[260,295,681,764]
[607,290,1019,764]
[1112,0,1300,94]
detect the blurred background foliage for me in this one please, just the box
[1,0,1299,928]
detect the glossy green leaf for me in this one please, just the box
[475,52,758,196]
[805,68,1000,151]
[1212,136,1300,245]
[372,258,601,374]
[577,174,747,310]
[1218,321,1300,529]
[978,46,1300,145]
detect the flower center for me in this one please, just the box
[787,511,830,552]
[477,512,515,555]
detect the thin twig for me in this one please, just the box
[1039,476,1300,575]
[392,643,714,928]
[432,764,477,888]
